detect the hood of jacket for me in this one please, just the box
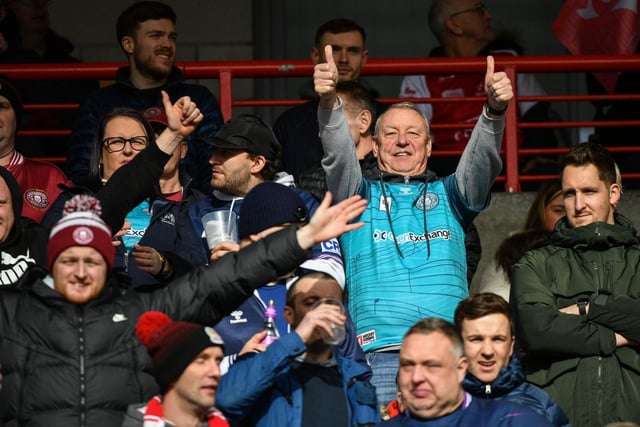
[550,213,638,251]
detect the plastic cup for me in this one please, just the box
[201,210,238,249]
[310,297,346,346]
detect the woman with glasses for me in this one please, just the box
[43,94,208,289]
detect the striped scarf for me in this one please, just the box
[143,395,229,427]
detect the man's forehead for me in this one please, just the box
[294,276,342,296]
[402,331,453,358]
[561,164,606,189]
[461,314,511,335]
[380,110,427,130]
[136,18,176,33]
[319,31,364,48]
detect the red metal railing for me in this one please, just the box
[2,54,640,192]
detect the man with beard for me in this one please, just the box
[67,1,223,193]
[189,114,342,273]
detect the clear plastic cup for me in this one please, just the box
[201,210,238,249]
[310,297,346,346]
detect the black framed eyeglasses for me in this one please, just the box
[103,136,148,153]
[450,2,489,18]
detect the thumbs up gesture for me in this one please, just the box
[314,45,340,109]
[484,55,513,114]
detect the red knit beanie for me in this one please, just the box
[47,195,114,270]
[136,311,225,391]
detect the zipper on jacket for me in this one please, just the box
[597,356,603,424]
[484,384,492,397]
[77,308,87,427]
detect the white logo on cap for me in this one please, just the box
[72,227,94,244]
[205,326,224,345]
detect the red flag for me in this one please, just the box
[552,0,640,93]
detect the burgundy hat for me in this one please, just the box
[142,106,169,133]
[136,311,225,391]
[47,195,114,270]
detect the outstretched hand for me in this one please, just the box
[314,45,340,109]
[296,192,367,250]
[484,55,513,113]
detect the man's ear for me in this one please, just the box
[609,183,622,207]
[250,155,267,174]
[283,305,294,325]
[311,46,321,64]
[359,110,373,136]
[371,139,380,158]
[121,36,135,54]
[457,355,469,383]
[446,17,464,36]
[179,141,188,160]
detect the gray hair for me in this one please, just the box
[373,102,430,139]
[404,317,464,358]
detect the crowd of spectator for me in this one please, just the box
[0,1,638,427]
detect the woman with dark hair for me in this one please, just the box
[475,181,563,300]
[43,94,208,289]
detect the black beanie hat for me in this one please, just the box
[136,311,225,391]
[0,75,23,129]
[238,182,308,240]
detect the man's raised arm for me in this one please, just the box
[316,45,363,202]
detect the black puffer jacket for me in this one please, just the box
[0,226,309,427]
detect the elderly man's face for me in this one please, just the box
[52,246,108,304]
[0,177,14,243]
[373,107,431,176]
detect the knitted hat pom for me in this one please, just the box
[136,311,173,347]
[63,194,103,217]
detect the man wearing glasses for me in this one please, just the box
[399,0,554,180]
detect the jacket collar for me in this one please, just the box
[463,353,526,398]
[115,66,185,90]
[550,213,639,250]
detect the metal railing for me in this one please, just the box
[2,54,640,192]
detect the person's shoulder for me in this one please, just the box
[274,99,319,124]
[120,402,147,427]
[473,398,552,425]
[22,156,67,177]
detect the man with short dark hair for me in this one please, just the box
[191,114,340,269]
[375,317,552,426]
[511,141,640,426]
[67,0,223,192]
[216,269,380,427]
[273,18,384,182]
[454,293,569,426]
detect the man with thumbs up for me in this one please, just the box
[316,46,513,405]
